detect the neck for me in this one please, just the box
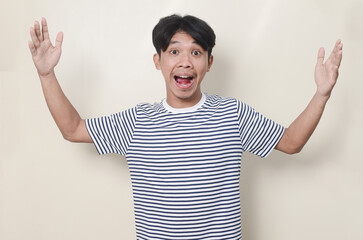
[166,92,203,109]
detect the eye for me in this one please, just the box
[170,49,178,55]
[192,50,201,56]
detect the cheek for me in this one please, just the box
[161,66,174,82]
[196,63,209,75]
[160,59,174,74]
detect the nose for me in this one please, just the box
[178,52,192,68]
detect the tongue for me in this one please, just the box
[175,77,193,89]
[177,78,191,84]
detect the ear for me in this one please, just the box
[207,55,214,72]
[153,53,161,70]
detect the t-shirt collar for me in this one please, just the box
[162,93,206,113]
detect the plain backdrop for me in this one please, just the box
[1,0,362,239]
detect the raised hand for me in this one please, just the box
[29,18,63,77]
[314,40,343,99]
[275,40,343,154]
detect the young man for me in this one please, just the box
[29,14,342,239]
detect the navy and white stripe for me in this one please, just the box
[86,94,284,239]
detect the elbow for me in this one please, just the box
[276,138,304,155]
[59,119,86,143]
[62,132,77,142]
[285,149,301,155]
[277,130,306,155]
[61,128,81,143]
[284,145,304,155]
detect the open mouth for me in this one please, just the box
[174,75,194,89]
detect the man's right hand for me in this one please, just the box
[29,18,63,77]
[28,18,92,143]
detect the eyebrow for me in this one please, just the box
[169,40,198,45]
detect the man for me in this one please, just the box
[29,14,342,239]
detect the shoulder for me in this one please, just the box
[205,94,240,108]
[132,101,169,122]
[135,101,165,113]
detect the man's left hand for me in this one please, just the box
[314,40,343,99]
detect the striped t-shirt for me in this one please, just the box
[86,93,285,240]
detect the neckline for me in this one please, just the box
[162,93,207,113]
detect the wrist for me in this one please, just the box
[38,70,56,80]
[314,91,330,104]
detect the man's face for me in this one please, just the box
[153,31,213,108]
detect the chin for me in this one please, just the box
[175,90,200,101]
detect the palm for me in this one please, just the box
[29,18,63,77]
[314,40,343,98]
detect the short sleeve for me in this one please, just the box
[236,100,285,158]
[85,107,137,155]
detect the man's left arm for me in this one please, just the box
[275,40,343,154]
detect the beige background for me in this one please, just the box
[1,0,362,239]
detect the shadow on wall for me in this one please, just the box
[201,53,234,97]
[239,150,326,239]
[238,95,351,239]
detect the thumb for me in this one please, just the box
[55,32,63,49]
[317,47,325,65]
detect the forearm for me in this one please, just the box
[276,91,329,154]
[39,71,83,141]
[276,40,342,154]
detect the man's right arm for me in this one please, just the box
[29,18,92,143]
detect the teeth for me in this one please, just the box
[176,76,192,79]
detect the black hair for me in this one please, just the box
[152,14,216,59]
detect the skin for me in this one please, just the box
[275,40,343,154]
[29,18,91,143]
[153,31,213,108]
[29,18,343,154]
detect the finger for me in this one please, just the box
[333,39,341,48]
[333,49,343,67]
[30,27,40,48]
[317,47,325,65]
[334,41,343,67]
[330,65,339,82]
[335,39,342,48]
[55,32,63,49]
[41,17,50,40]
[330,40,343,67]
[34,20,43,41]
[28,40,37,56]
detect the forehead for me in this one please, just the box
[169,31,199,47]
